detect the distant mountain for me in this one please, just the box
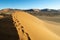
[41,9,59,12]
[24,9,40,12]
[41,9,50,11]
[0,8,60,16]
[24,9,60,16]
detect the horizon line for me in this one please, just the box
[0,8,60,10]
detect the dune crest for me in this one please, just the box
[12,11,60,40]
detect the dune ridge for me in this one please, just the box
[12,11,60,40]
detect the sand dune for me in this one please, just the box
[12,11,60,40]
[0,17,19,40]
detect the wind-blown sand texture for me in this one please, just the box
[12,11,60,40]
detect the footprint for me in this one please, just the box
[22,29,24,33]
[25,33,31,40]
[21,26,24,28]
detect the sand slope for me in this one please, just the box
[0,17,19,40]
[12,11,60,40]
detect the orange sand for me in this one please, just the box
[12,11,60,40]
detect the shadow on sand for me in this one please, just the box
[0,17,19,40]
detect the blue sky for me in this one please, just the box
[0,0,60,9]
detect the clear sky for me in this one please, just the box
[0,0,60,9]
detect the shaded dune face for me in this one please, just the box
[0,17,19,40]
[12,11,60,40]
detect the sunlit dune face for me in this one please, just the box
[12,11,60,40]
